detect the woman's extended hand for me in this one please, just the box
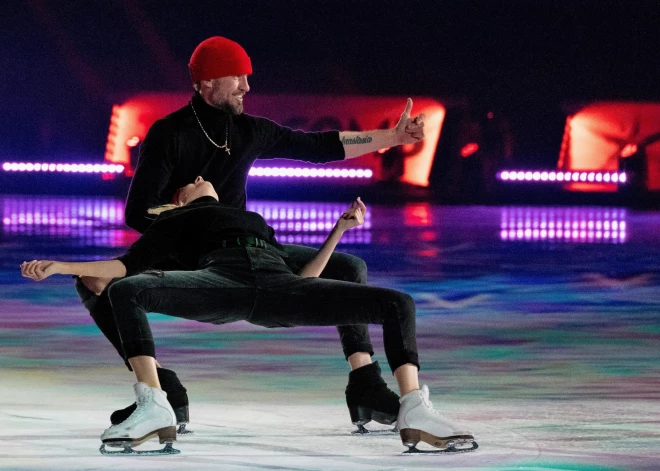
[298,197,367,278]
[20,260,59,281]
[336,197,366,232]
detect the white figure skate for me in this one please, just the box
[100,382,179,456]
[398,385,478,454]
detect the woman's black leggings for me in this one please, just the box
[108,246,419,373]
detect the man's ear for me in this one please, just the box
[198,80,213,91]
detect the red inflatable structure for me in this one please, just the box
[558,102,660,192]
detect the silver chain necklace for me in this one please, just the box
[190,102,230,155]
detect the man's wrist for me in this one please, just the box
[387,128,400,146]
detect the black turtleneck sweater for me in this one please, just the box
[118,196,284,276]
[125,93,346,234]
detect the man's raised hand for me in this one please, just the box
[394,98,426,145]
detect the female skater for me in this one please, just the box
[21,177,476,455]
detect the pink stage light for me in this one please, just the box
[126,136,140,147]
[620,143,638,158]
[460,142,479,158]
[2,162,125,174]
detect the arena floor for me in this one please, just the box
[1,195,659,470]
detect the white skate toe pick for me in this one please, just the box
[398,385,478,454]
[100,382,180,456]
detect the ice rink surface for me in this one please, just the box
[1,196,659,471]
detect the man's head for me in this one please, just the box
[189,36,252,115]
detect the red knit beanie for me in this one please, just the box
[189,36,252,82]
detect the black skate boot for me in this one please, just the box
[345,361,400,434]
[110,368,192,434]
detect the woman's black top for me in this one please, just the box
[118,196,283,276]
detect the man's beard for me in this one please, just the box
[214,99,242,115]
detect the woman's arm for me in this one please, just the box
[298,198,366,278]
[21,260,126,282]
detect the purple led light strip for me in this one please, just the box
[248,167,373,179]
[2,163,372,179]
[498,170,627,183]
[2,162,124,174]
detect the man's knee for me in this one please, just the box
[395,291,414,309]
[74,276,122,312]
[325,252,368,284]
[107,278,138,305]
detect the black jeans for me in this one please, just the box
[108,247,419,374]
[75,244,375,369]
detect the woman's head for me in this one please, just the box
[173,176,218,205]
[148,176,218,215]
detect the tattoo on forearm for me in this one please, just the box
[341,135,373,145]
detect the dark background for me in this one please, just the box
[3,0,660,173]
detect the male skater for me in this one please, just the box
[76,36,426,432]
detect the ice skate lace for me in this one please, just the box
[420,386,445,419]
[113,394,150,428]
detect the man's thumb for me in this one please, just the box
[401,98,413,118]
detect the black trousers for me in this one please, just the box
[107,247,419,373]
[75,244,376,369]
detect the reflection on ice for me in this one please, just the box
[500,207,627,243]
[1,196,372,246]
